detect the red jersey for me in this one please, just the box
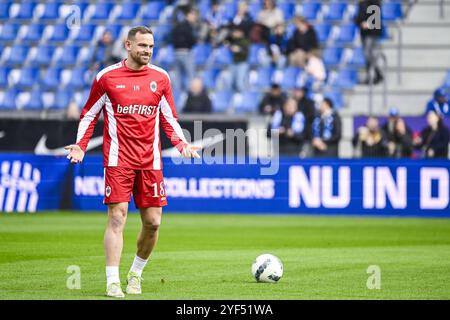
[76,60,187,170]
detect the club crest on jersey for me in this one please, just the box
[105,186,111,197]
[150,81,157,92]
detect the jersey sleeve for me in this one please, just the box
[76,76,106,152]
[159,76,188,153]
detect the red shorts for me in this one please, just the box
[104,167,167,208]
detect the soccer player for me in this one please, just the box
[65,26,200,298]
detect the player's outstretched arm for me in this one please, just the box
[65,144,85,164]
[181,145,201,159]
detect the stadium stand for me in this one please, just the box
[0,0,410,115]
[0,0,449,159]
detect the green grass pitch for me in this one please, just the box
[1,212,450,300]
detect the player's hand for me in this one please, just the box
[65,144,85,164]
[181,145,201,159]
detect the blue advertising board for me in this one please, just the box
[1,153,448,217]
[0,154,69,212]
[73,156,450,217]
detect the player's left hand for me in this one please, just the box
[181,145,201,159]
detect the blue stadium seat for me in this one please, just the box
[5,45,29,66]
[48,23,70,42]
[152,24,170,44]
[141,1,165,20]
[221,2,237,21]
[90,1,113,21]
[210,46,232,68]
[66,66,89,90]
[0,1,12,19]
[333,69,358,89]
[201,68,220,90]
[347,47,365,68]
[116,1,140,21]
[14,1,37,20]
[234,91,262,113]
[40,1,62,20]
[382,2,403,22]
[301,2,321,21]
[55,45,80,67]
[193,43,213,67]
[105,24,123,40]
[335,24,357,45]
[24,88,43,110]
[281,66,302,90]
[278,1,296,21]
[63,1,89,20]
[380,24,390,41]
[74,24,96,43]
[0,88,18,109]
[252,66,275,90]
[77,46,95,67]
[247,2,262,20]
[324,2,347,21]
[0,67,10,88]
[154,45,175,68]
[212,90,233,112]
[30,44,55,67]
[198,1,211,20]
[41,67,62,90]
[247,43,267,66]
[323,47,343,66]
[0,23,20,42]
[323,89,344,109]
[49,89,71,109]
[15,67,39,89]
[315,23,332,44]
[22,23,45,44]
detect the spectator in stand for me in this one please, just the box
[268,23,289,68]
[382,107,414,158]
[268,97,307,156]
[259,83,287,115]
[172,8,198,91]
[112,35,128,61]
[92,30,121,70]
[292,86,315,139]
[414,110,450,159]
[425,88,450,117]
[205,0,230,47]
[183,78,212,113]
[352,116,387,157]
[305,50,326,83]
[354,0,384,84]
[292,86,316,157]
[230,1,254,38]
[257,0,285,31]
[312,98,342,157]
[224,26,250,92]
[287,16,319,68]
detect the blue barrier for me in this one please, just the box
[0,154,68,212]
[1,154,449,217]
[74,156,450,217]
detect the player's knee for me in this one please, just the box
[142,218,160,233]
[108,208,127,232]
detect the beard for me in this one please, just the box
[130,51,152,66]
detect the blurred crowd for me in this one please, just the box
[79,0,449,159]
[266,86,449,159]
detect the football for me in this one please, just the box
[251,254,283,283]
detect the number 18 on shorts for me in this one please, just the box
[104,167,167,208]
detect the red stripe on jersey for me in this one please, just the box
[75,60,187,169]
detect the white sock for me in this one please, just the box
[129,255,148,277]
[106,266,120,287]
